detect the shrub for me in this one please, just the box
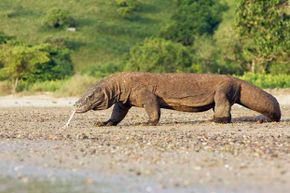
[125,38,194,73]
[117,7,135,19]
[115,0,142,19]
[191,36,244,74]
[236,0,289,73]
[238,73,290,88]
[115,0,141,11]
[161,0,227,46]
[269,61,290,75]
[23,44,73,82]
[0,44,50,92]
[42,8,76,28]
[0,43,73,92]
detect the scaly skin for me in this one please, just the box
[74,72,281,126]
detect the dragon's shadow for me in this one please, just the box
[121,115,289,126]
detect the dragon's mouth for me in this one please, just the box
[74,103,92,113]
[75,107,90,113]
[75,101,101,113]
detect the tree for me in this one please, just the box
[0,44,49,92]
[161,0,227,46]
[42,8,76,28]
[236,0,290,73]
[27,44,73,81]
[125,38,194,73]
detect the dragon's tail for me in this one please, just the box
[238,80,281,122]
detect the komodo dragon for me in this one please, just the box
[74,72,281,126]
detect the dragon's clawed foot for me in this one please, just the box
[213,116,231,124]
[94,120,118,127]
[142,121,158,126]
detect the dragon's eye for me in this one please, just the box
[88,94,95,100]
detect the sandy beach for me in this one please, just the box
[0,90,289,193]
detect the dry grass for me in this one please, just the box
[0,81,11,95]
[56,74,98,97]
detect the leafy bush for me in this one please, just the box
[191,36,244,74]
[125,38,194,73]
[115,0,141,11]
[270,62,290,75]
[23,44,74,82]
[238,73,290,88]
[115,0,142,19]
[0,44,50,92]
[0,43,73,92]
[42,8,76,28]
[117,7,135,19]
[236,0,289,73]
[161,0,227,45]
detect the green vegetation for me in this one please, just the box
[0,44,49,92]
[0,42,73,92]
[0,0,289,95]
[161,0,227,46]
[239,73,290,89]
[0,75,97,96]
[0,0,173,71]
[114,0,142,19]
[125,38,193,72]
[236,0,289,74]
[0,32,12,44]
[42,8,76,29]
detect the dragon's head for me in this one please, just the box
[74,86,107,113]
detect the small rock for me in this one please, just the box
[67,27,76,32]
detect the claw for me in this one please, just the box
[142,121,158,126]
[94,120,118,127]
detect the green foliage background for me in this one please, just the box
[0,0,289,94]
[125,38,193,73]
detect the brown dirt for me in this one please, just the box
[0,103,290,192]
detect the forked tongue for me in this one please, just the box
[63,109,76,128]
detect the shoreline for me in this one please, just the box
[0,88,289,107]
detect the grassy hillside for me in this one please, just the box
[0,0,289,95]
[0,0,174,72]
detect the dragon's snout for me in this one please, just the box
[73,86,106,113]
[73,100,89,113]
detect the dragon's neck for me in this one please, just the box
[101,79,121,107]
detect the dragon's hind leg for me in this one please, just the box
[213,89,232,123]
[136,89,160,126]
